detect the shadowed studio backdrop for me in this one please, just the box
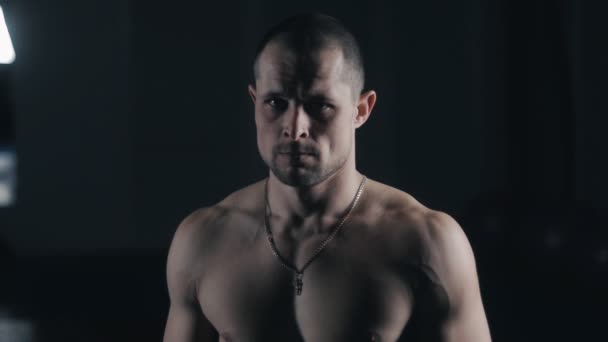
[0,0,606,341]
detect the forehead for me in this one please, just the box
[256,42,350,98]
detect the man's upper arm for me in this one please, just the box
[422,211,492,342]
[163,208,218,342]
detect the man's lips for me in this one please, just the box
[278,151,316,156]
[277,152,316,162]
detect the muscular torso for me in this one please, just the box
[190,178,441,342]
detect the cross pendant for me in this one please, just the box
[294,272,303,295]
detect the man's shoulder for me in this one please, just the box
[376,181,476,289]
[370,180,477,303]
[366,178,433,231]
[167,180,266,284]
[174,179,266,241]
[367,179,466,260]
[369,182,490,339]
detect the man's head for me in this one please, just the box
[249,14,376,187]
[252,14,365,99]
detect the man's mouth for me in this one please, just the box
[279,151,315,156]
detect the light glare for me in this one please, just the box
[0,6,15,64]
[0,149,16,206]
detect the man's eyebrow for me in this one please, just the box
[262,91,287,98]
[260,90,336,102]
[304,93,336,103]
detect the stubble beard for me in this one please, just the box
[267,149,350,188]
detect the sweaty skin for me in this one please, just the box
[163,40,492,342]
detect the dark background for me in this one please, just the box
[0,0,606,341]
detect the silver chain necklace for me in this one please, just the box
[263,175,367,295]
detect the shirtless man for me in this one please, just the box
[163,14,492,342]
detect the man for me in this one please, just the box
[163,14,492,342]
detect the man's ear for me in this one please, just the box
[354,90,377,128]
[248,84,257,105]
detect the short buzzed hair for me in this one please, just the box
[252,14,365,98]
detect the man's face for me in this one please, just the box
[250,43,358,187]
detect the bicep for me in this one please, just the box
[164,300,218,342]
[422,211,492,342]
[441,291,490,342]
[163,209,219,342]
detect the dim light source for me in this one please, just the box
[0,5,15,64]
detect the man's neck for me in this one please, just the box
[265,166,364,235]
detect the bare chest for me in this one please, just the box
[197,227,416,342]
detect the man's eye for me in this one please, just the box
[321,104,333,111]
[305,102,334,116]
[266,98,288,111]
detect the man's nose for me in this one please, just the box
[282,105,310,140]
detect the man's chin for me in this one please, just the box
[271,166,320,187]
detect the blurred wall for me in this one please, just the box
[0,0,134,253]
[0,0,605,255]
